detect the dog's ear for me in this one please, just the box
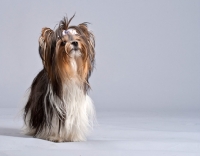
[38,27,54,65]
[78,23,95,49]
[78,23,95,67]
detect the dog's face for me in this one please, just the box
[38,16,95,87]
[61,29,83,58]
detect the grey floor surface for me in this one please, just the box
[0,108,200,156]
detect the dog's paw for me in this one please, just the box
[47,136,64,143]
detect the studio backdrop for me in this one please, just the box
[0,0,199,113]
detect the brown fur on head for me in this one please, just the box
[38,15,95,97]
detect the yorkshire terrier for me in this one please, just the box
[23,15,95,142]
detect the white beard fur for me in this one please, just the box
[24,55,95,142]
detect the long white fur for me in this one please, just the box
[24,50,95,142]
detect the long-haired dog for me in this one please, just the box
[23,15,95,142]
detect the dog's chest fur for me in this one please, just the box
[51,57,94,142]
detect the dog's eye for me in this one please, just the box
[61,41,66,46]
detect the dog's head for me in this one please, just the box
[38,15,95,94]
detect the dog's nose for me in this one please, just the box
[71,41,78,47]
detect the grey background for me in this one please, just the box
[0,0,199,112]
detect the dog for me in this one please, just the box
[23,15,95,142]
